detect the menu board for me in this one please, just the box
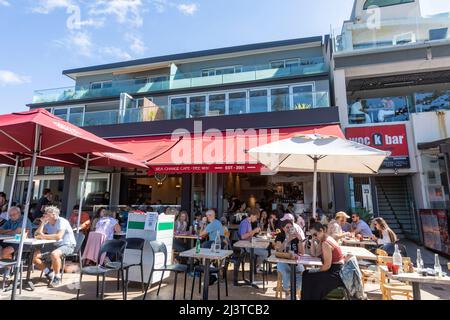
[420,209,450,255]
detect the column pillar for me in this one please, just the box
[61,167,80,218]
[110,173,121,207]
[181,174,192,219]
[333,69,349,127]
[333,173,350,213]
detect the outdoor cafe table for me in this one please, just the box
[4,238,56,291]
[342,238,378,247]
[266,254,323,300]
[0,235,15,242]
[179,248,233,300]
[174,233,198,248]
[340,246,377,261]
[380,265,450,300]
[233,239,272,289]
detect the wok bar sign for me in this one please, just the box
[346,124,410,169]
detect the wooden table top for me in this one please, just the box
[174,234,198,240]
[342,238,377,247]
[233,240,271,250]
[380,266,450,285]
[179,248,233,260]
[341,245,377,261]
[266,254,323,267]
[4,238,57,246]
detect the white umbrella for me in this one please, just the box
[247,134,390,219]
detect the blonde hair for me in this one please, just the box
[374,217,397,243]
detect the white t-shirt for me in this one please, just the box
[95,217,119,240]
[0,211,9,221]
[377,229,394,245]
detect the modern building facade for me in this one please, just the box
[333,0,450,245]
[19,36,344,218]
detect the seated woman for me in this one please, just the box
[302,222,345,300]
[68,205,91,235]
[275,219,305,298]
[95,211,121,240]
[372,217,398,246]
[90,207,106,232]
[173,210,190,253]
[259,210,268,232]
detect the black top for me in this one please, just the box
[275,231,300,253]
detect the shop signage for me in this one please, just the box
[147,163,265,174]
[346,124,410,169]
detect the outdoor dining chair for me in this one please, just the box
[122,237,145,300]
[76,239,127,300]
[142,241,189,300]
[0,260,22,292]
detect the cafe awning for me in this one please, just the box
[110,124,345,174]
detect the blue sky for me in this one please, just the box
[0,0,449,114]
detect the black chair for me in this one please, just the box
[0,260,22,292]
[77,239,127,300]
[122,238,145,300]
[40,232,86,283]
[143,241,188,300]
[190,236,230,300]
[381,243,408,257]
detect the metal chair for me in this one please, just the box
[0,260,22,293]
[122,238,146,300]
[143,241,188,300]
[77,239,127,300]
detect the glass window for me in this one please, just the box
[102,81,112,88]
[189,96,206,118]
[270,60,285,69]
[135,78,148,85]
[90,82,102,90]
[249,90,268,113]
[293,85,314,110]
[421,153,450,209]
[209,94,226,116]
[348,96,409,124]
[415,90,450,113]
[363,0,414,10]
[286,59,300,69]
[229,92,247,115]
[68,107,84,126]
[271,88,290,112]
[171,97,188,119]
[235,66,243,73]
[150,75,169,82]
[54,108,68,121]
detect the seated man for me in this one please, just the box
[351,212,374,238]
[33,206,76,288]
[0,207,33,273]
[327,211,352,241]
[238,210,268,272]
[199,209,224,248]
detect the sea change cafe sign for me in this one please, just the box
[346,124,410,169]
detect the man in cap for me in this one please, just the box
[327,211,352,241]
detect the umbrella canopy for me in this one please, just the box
[0,109,128,155]
[247,134,390,174]
[0,152,77,167]
[54,152,148,170]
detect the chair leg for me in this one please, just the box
[190,272,196,300]
[157,271,165,296]
[143,270,153,300]
[77,273,83,300]
[117,270,120,291]
[183,272,187,300]
[140,264,145,293]
[224,266,229,297]
[61,257,66,282]
[121,269,126,300]
[217,272,221,301]
[96,274,99,298]
[173,272,178,300]
[198,271,202,294]
[125,268,129,301]
[101,274,106,300]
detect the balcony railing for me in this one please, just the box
[334,15,450,53]
[55,91,330,127]
[32,58,326,104]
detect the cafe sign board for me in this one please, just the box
[346,124,410,169]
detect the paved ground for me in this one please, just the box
[0,250,448,301]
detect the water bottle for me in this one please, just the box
[195,235,201,254]
[434,254,442,278]
[393,244,403,273]
[214,233,221,253]
[416,249,424,273]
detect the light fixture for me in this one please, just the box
[154,173,167,186]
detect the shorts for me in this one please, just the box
[40,243,75,263]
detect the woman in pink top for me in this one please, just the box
[301,222,345,300]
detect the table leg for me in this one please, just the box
[249,248,255,285]
[202,259,211,301]
[290,264,296,301]
[412,282,421,300]
[24,247,36,291]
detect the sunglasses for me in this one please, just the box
[312,232,319,238]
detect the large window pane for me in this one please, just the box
[249,90,268,113]
[348,96,409,124]
[189,96,206,118]
[68,107,84,126]
[293,85,313,110]
[415,90,450,113]
[229,92,247,115]
[209,94,226,116]
[171,97,188,119]
[271,88,290,112]
[54,109,68,121]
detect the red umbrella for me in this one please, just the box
[0,108,130,300]
[0,109,127,155]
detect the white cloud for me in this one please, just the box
[125,33,146,55]
[54,31,93,57]
[0,70,31,86]
[150,0,168,13]
[177,3,198,15]
[31,0,74,14]
[100,46,132,60]
[0,0,10,7]
[89,0,144,27]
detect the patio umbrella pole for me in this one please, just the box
[76,154,90,234]
[312,157,318,221]
[11,125,40,300]
[7,155,20,211]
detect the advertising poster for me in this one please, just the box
[420,209,450,256]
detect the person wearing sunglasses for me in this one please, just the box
[351,212,373,238]
[274,219,305,299]
[327,211,352,241]
[301,222,345,300]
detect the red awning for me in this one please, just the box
[110,125,344,174]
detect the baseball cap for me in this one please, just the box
[280,213,295,222]
[335,211,350,219]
